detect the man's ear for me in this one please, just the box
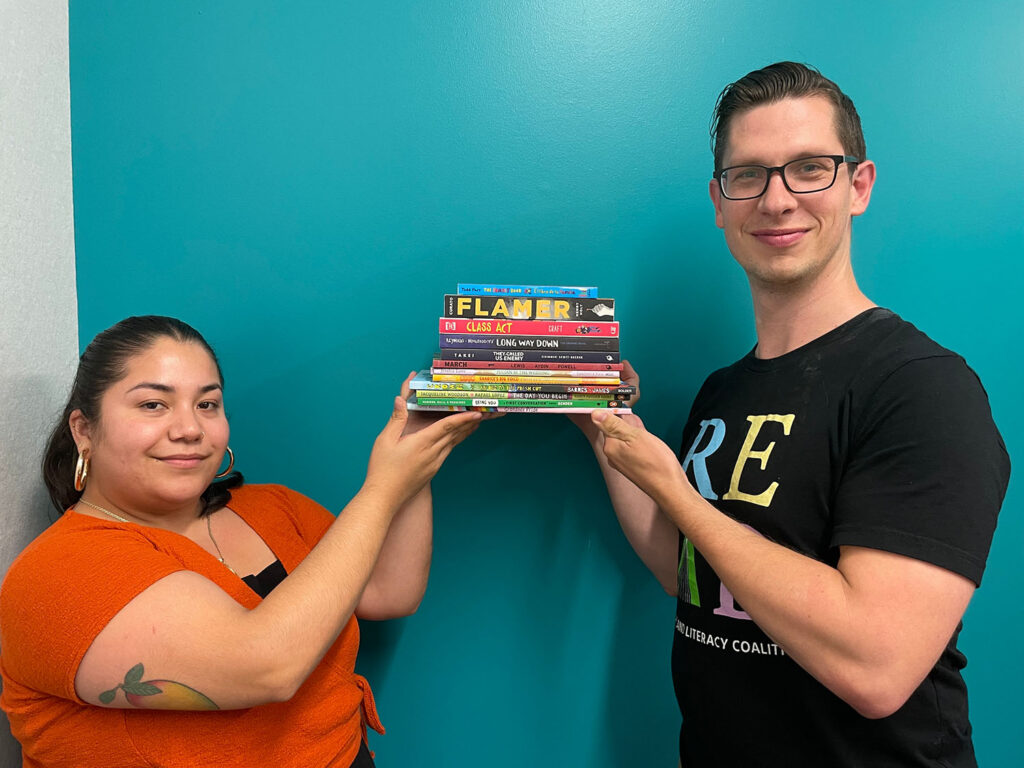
[850,159,876,217]
[69,409,91,452]
[709,179,725,229]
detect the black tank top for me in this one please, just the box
[239,560,377,768]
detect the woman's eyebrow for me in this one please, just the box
[125,382,222,394]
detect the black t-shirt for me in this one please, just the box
[672,308,1010,767]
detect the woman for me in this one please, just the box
[0,315,484,768]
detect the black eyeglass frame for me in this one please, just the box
[714,155,861,200]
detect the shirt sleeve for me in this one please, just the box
[831,355,1010,585]
[252,484,336,546]
[0,525,186,701]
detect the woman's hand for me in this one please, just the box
[399,371,438,436]
[398,371,502,436]
[363,385,482,509]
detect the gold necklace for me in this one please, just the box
[206,514,237,575]
[76,499,236,575]
[77,498,131,522]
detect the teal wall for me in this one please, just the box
[70,2,1022,764]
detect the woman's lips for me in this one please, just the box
[159,455,206,468]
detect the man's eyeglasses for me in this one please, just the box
[714,155,860,201]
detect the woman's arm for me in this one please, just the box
[355,483,433,620]
[73,395,482,711]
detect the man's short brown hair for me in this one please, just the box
[710,61,866,172]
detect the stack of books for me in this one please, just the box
[408,283,635,414]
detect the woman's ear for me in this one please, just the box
[69,409,91,452]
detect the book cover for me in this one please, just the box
[443,295,614,321]
[430,373,621,385]
[439,334,620,352]
[411,371,634,395]
[415,390,581,400]
[439,318,619,337]
[407,403,634,414]
[435,348,619,364]
[413,397,624,408]
[456,283,598,297]
[432,358,622,371]
[431,367,620,378]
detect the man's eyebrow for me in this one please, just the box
[126,382,223,394]
[726,150,839,166]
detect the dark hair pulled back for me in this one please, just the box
[42,315,243,514]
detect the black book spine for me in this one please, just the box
[439,334,620,352]
[435,348,620,364]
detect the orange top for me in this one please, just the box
[0,484,384,768]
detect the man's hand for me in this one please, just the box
[590,409,688,507]
[568,359,640,441]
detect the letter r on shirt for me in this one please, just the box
[682,419,726,500]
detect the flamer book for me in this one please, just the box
[439,318,618,337]
[443,295,615,321]
[456,283,598,297]
[431,373,621,385]
[440,334,619,351]
[408,403,633,414]
[431,368,619,378]
[432,359,622,371]
[410,373,636,396]
[435,348,620,364]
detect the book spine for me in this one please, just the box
[439,334,620,352]
[415,390,580,400]
[439,318,618,337]
[432,358,621,371]
[456,283,598,298]
[413,397,623,408]
[431,368,620,378]
[443,295,614,321]
[435,348,620,364]
[430,373,621,384]
[408,403,634,414]
[410,373,635,395]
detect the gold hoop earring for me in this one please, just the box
[214,446,235,478]
[74,450,90,492]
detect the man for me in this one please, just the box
[577,62,1010,766]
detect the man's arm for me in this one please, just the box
[590,410,975,719]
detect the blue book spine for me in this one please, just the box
[456,283,599,298]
